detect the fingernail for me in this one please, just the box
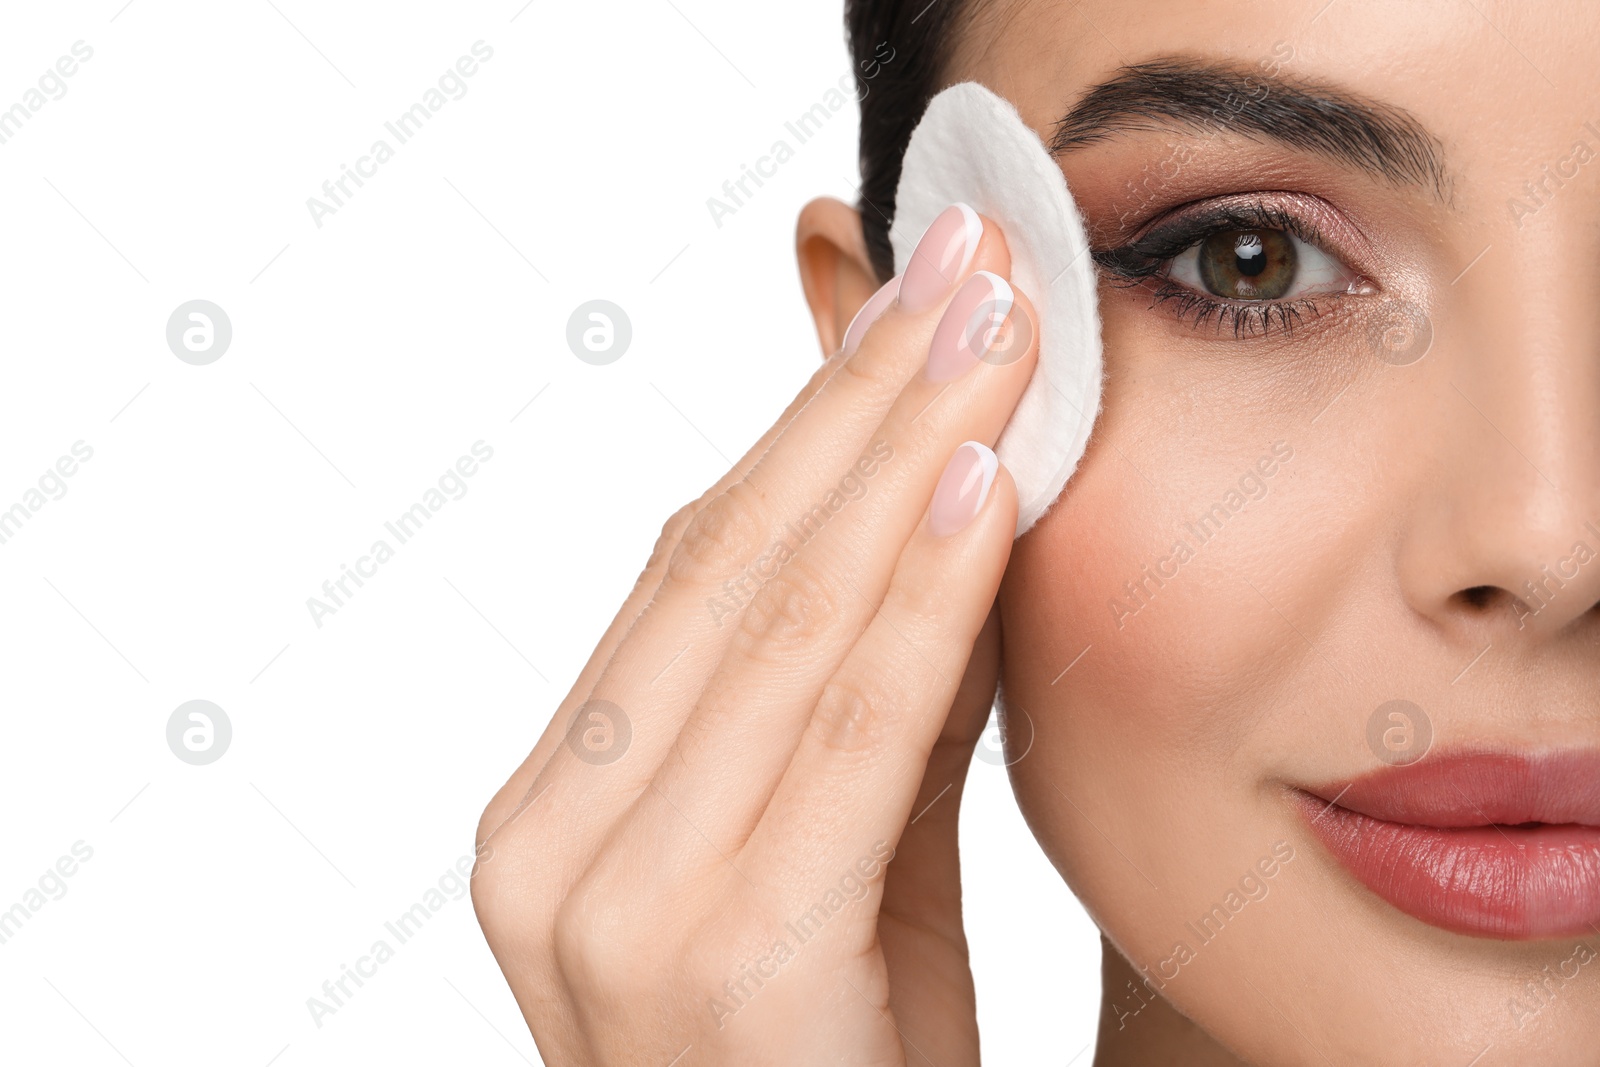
[898,203,982,313]
[842,273,901,357]
[930,441,999,537]
[925,271,1016,383]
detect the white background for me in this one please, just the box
[0,1,1100,1062]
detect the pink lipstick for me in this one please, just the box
[1299,751,1600,939]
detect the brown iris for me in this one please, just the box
[1197,229,1297,300]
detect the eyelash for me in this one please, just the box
[1092,202,1357,338]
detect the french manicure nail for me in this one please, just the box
[842,273,901,357]
[898,203,982,313]
[930,441,999,537]
[925,271,1016,383]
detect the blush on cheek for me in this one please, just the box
[996,469,1315,970]
[1000,445,1308,764]
[1003,494,1185,744]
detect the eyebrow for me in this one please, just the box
[1048,58,1449,199]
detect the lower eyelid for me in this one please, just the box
[1142,282,1334,338]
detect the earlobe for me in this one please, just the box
[795,196,883,359]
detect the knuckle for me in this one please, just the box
[879,576,955,642]
[833,341,897,390]
[467,846,518,937]
[472,779,533,880]
[737,558,838,653]
[668,480,768,586]
[471,798,545,908]
[809,673,898,755]
[468,815,503,905]
[551,876,646,987]
[645,500,701,576]
[470,802,557,942]
[474,789,508,854]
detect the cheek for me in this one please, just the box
[1000,366,1313,769]
[998,298,1386,772]
[993,360,1361,942]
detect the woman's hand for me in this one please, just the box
[472,206,1037,1065]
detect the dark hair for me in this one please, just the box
[845,0,976,283]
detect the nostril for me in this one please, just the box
[1457,585,1502,610]
[1440,585,1542,632]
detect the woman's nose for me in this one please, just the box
[1395,221,1600,641]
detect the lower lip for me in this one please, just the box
[1296,793,1600,939]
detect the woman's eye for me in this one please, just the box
[1165,228,1356,301]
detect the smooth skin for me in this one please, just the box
[473,215,1034,1064]
[969,3,1600,1064]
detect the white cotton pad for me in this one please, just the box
[891,81,1103,537]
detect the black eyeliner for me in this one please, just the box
[1093,201,1327,281]
[1091,197,1347,338]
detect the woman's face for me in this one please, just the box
[976,0,1600,1061]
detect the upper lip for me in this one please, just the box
[1306,749,1600,828]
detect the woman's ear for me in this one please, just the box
[795,196,885,360]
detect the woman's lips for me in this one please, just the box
[1298,751,1600,940]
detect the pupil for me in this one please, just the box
[1234,234,1266,277]
[1197,228,1297,301]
